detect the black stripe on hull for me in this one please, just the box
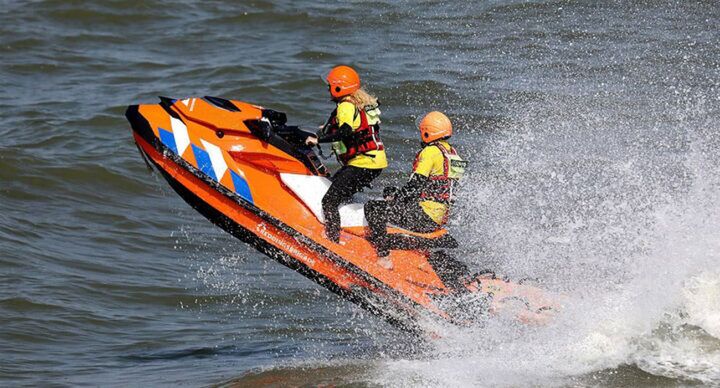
[126,103,426,333]
[126,105,156,146]
[149,153,421,334]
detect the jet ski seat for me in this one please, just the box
[280,173,458,248]
[387,227,448,239]
[280,173,368,227]
[384,227,458,249]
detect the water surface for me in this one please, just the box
[1,1,719,386]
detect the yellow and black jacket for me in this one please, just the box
[396,140,466,224]
[318,100,387,169]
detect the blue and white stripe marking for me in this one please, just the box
[157,123,253,203]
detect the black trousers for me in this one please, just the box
[364,199,439,242]
[322,165,382,236]
[365,199,470,291]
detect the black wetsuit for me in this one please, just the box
[322,165,381,241]
[363,150,471,290]
[365,197,438,239]
[317,105,384,241]
[364,174,438,246]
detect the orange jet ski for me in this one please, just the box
[126,96,559,334]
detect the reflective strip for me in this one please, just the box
[371,129,382,147]
[200,139,228,182]
[230,171,253,203]
[170,117,190,156]
[191,144,216,181]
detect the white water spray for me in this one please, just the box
[370,88,720,385]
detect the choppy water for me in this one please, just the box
[2,0,719,386]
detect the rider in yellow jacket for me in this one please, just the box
[306,65,387,242]
[365,111,466,258]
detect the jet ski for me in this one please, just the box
[126,96,559,334]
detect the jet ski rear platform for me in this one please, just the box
[126,96,558,334]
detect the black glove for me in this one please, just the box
[395,174,429,202]
[317,123,353,143]
[383,186,399,200]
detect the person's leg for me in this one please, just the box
[322,166,356,241]
[365,199,412,257]
[384,204,468,287]
[322,166,380,242]
[357,167,382,188]
[392,202,440,233]
[392,204,469,289]
[427,251,471,292]
[365,199,390,243]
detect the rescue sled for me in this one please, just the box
[126,96,558,334]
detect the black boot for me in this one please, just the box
[368,233,389,257]
[427,251,470,292]
[325,226,340,243]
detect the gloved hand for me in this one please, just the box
[305,136,318,146]
[383,186,399,200]
[394,174,427,202]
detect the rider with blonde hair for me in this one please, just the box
[306,65,387,242]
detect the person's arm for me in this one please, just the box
[307,102,357,145]
[316,122,353,143]
[322,102,357,142]
[390,146,437,201]
[394,173,430,201]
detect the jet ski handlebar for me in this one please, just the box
[244,109,315,145]
[243,109,328,176]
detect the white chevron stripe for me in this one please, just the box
[171,117,190,156]
[200,139,228,181]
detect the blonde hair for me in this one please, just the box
[343,88,378,109]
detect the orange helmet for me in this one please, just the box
[418,111,452,143]
[324,65,360,99]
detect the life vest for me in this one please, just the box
[326,105,384,164]
[413,143,467,206]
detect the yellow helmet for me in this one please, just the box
[418,111,452,143]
